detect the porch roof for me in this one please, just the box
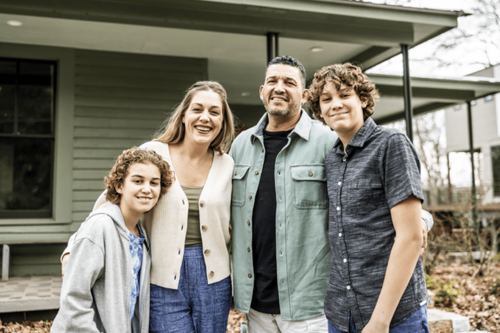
[0,0,465,105]
[370,74,500,124]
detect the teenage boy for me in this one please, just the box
[308,63,429,333]
[52,148,173,333]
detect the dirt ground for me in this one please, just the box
[429,262,500,333]
[1,262,498,332]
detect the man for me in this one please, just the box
[229,56,433,332]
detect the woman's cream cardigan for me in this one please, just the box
[140,141,234,289]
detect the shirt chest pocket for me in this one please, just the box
[343,181,384,215]
[290,164,328,209]
[232,164,250,207]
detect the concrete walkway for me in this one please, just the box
[0,276,61,313]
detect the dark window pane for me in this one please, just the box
[492,145,500,197]
[0,138,53,218]
[18,62,54,135]
[0,86,15,134]
[0,61,16,134]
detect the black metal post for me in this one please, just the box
[267,32,279,64]
[401,44,413,142]
[275,33,279,60]
[467,100,479,248]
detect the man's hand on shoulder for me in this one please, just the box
[420,218,428,257]
[61,253,69,278]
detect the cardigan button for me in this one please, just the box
[255,171,259,175]
[247,221,250,226]
[309,172,313,177]
[247,247,250,252]
[209,271,215,277]
[248,195,252,199]
[200,200,205,207]
[204,249,211,256]
[235,171,238,175]
[248,274,252,278]
[202,225,208,232]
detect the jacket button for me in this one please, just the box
[235,171,238,175]
[247,221,251,226]
[255,171,259,175]
[204,249,211,256]
[309,172,313,177]
[202,225,208,232]
[209,271,215,277]
[248,274,252,278]
[249,195,252,199]
[200,200,205,207]
[247,247,250,252]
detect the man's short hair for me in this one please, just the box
[308,63,379,124]
[266,55,307,89]
[104,147,174,205]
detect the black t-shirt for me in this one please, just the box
[250,128,292,314]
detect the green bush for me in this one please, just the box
[490,278,500,296]
[426,274,462,307]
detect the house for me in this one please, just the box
[445,64,500,206]
[1,0,499,278]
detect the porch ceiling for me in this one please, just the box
[0,0,469,116]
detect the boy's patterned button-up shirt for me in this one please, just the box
[324,117,427,332]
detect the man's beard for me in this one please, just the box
[263,98,301,116]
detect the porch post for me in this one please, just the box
[401,44,413,142]
[267,32,279,64]
[467,101,479,248]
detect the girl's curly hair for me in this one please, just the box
[308,63,379,124]
[104,147,174,205]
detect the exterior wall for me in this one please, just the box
[445,96,499,153]
[0,44,208,276]
[70,49,207,232]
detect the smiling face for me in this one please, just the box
[319,81,367,139]
[182,90,223,147]
[260,64,308,118]
[116,162,161,216]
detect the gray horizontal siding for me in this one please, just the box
[72,49,207,228]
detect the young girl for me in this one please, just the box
[52,148,173,333]
[308,63,429,333]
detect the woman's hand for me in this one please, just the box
[361,319,389,333]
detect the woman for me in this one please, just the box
[63,81,235,333]
[308,64,428,333]
[144,81,235,333]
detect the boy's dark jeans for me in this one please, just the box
[327,305,430,333]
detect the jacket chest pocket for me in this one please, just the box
[291,165,328,209]
[343,181,384,215]
[232,164,250,207]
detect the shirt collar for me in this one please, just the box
[332,117,377,153]
[250,109,312,143]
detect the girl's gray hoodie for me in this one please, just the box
[52,204,151,333]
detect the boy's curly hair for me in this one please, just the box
[308,63,379,124]
[104,147,174,205]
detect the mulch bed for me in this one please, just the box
[429,262,500,332]
[1,262,498,332]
